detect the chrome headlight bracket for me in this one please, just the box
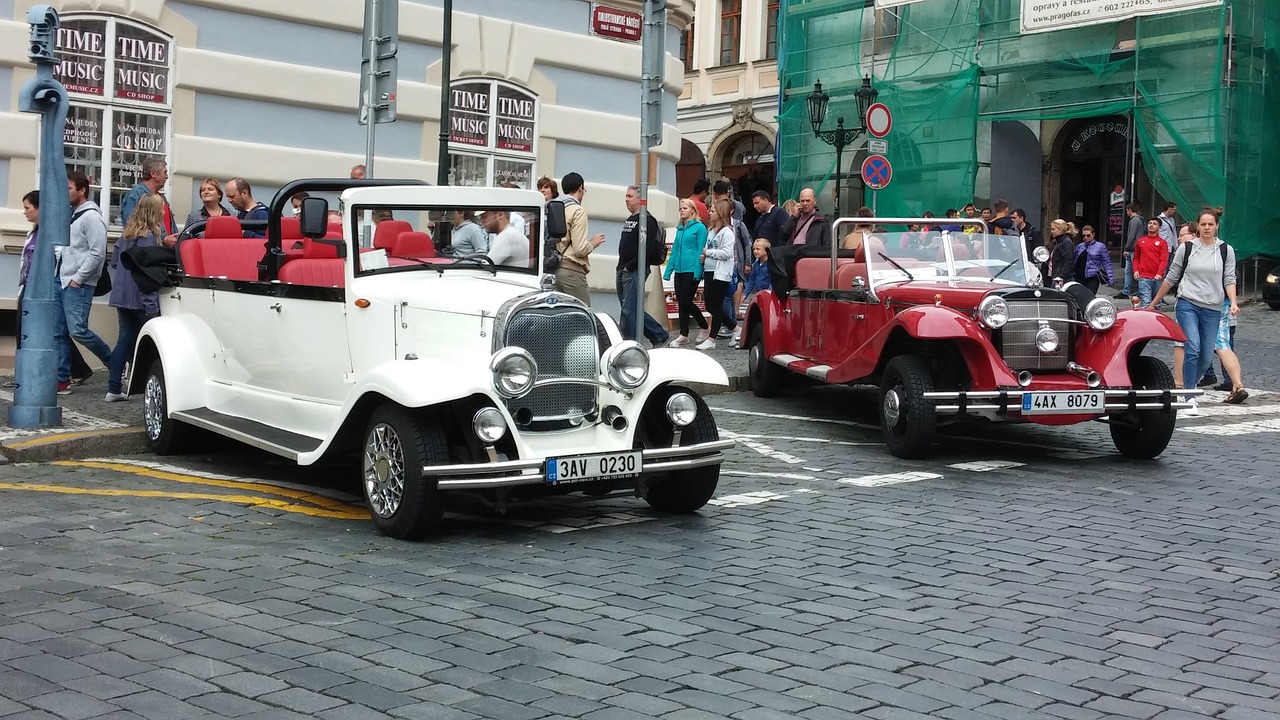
[490,347,538,398]
[1085,298,1117,331]
[978,295,1009,329]
[602,341,650,391]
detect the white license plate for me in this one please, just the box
[546,451,642,485]
[1021,391,1105,415]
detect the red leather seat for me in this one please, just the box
[279,258,345,288]
[302,237,342,259]
[392,231,435,258]
[279,216,304,252]
[372,220,412,250]
[202,237,265,281]
[205,215,243,239]
[324,221,343,240]
[178,238,204,276]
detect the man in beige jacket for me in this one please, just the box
[553,172,605,305]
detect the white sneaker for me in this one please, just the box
[695,339,716,351]
[731,330,741,345]
[104,392,128,402]
[668,335,689,347]
[1183,398,1199,416]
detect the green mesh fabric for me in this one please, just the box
[777,0,1280,259]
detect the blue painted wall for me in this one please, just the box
[194,94,424,159]
[404,0,589,34]
[534,65,640,118]
[0,67,10,114]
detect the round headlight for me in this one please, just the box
[604,341,649,390]
[1032,246,1050,263]
[1085,298,1117,331]
[472,407,508,444]
[978,296,1009,329]
[1035,325,1059,353]
[665,392,698,427]
[490,348,537,398]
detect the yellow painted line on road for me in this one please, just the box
[51,460,367,519]
[5,426,140,449]
[0,481,367,519]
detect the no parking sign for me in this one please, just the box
[861,155,892,190]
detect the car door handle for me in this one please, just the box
[270,303,282,312]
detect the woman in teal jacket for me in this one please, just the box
[664,199,709,346]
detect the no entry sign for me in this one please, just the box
[865,103,892,138]
[861,154,893,190]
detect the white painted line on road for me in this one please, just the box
[1048,449,1109,460]
[948,460,1026,472]
[838,471,942,487]
[707,491,789,508]
[1178,403,1280,419]
[1179,418,1280,436]
[710,406,867,428]
[733,434,879,447]
[723,470,817,481]
[722,430,805,464]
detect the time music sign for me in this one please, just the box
[590,4,642,43]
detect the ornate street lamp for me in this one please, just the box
[808,76,878,213]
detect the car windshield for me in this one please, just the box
[350,204,541,276]
[842,222,1037,288]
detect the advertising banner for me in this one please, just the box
[1020,0,1223,35]
[874,0,927,7]
[54,18,107,96]
[449,83,490,148]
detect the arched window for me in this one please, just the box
[447,80,538,189]
[55,15,173,226]
[719,0,741,65]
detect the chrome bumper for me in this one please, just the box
[422,438,736,490]
[922,389,1204,414]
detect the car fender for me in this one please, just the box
[1077,310,1186,387]
[741,290,788,353]
[644,348,728,391]
[129,315,220,411]
[345,358,495,412]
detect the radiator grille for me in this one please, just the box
[999,299,1071,371]
[502,307,598,424]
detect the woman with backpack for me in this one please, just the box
[1147,207,1246,408]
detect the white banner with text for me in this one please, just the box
[1021,0,1223,34]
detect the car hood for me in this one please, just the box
[878,279,999,309]
[388,273,543,316]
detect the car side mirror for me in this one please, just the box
[851,275,867,292]
[299,197,330,238]
[545,200,567,239]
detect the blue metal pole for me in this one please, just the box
[9,6,69,428]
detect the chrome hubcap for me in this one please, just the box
[749,342,762,376]
[363,423,405,518]
[883,388,903,427]
[143,374,164,441]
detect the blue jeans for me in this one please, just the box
[720,273,739,332]
[1136,277,1160,307]
[1120,252,1133,295]
[57,282,113,383]
[1175,298,1221,391]
[616,269,670,346]
[109,308,150,394]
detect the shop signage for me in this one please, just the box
[1021,0,1223,35]
[53,18,170,104]
[495,85,536,153]
[590,4,642,43]
[449,83,491,148]
[54,20,107,96]
[1069,118,1130,155]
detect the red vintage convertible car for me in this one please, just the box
[742,218,1197,459]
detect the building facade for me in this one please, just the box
[776,0,1278,260]
[677,0,779,227]
[0,0,692,314]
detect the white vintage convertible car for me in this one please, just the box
[128,179,732,539]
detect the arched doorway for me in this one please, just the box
[1055,116,1152,248]
[676,140,706,200]
[718,131,775,229]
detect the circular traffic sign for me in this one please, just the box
[865,103,892,138]
[861,154,892,190]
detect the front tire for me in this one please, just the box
[1268,301,1280,311]
[748,323,783,398]
[640,387,720,514]
[142,358,191,455]
[362,404,447,540]
[879,355,937,459]
[1110,356,1177,459]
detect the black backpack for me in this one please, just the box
[1169,240,1229,294]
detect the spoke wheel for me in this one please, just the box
[361,404,447,539]
[142,358,191,455]
[1109,355,1177,459]
[879,355,936,459]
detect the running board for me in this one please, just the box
[770,354,831,381]
[171,407,323,461]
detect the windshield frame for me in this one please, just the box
[349,202,543,279]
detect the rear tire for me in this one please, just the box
[1268,301,1280,310]
[640,387,720,514]
[748,323,783,398]
[142,359,191,455]
[362,404,447,540]
[879,355,937,459]
[1110,356,1177,460]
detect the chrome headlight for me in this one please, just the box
[978,296,1009,329]
[1085,298,1117,331]
[602,341,649,390]
[490,347,537,398]
[1266,272,1278,285]
[665,392,698,427]
[472,407,508,443]
[1035,325,1059,353]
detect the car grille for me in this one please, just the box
[502,306,598,426]
[999,299,1070,371]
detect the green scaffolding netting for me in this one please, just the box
[777,0,1280,259]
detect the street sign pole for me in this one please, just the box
[635,0,665,344]
[360,0,399,176]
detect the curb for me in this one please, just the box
[0,426,150,464]
[685,374,749,397]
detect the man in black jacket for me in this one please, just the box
[780,188,831,247]
[1116,200,1145,299]
[1011,208,1042,261]
[751,190,788,245]
[615,186,670,346]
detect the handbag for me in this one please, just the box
[93,263,112,297]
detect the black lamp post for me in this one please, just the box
[808,76,878,213]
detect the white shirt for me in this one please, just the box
[487,225,529,268]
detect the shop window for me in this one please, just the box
[55,15,172,226]
[447,80,538,189]
[765,1,779,60]
[719,0,741,65]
